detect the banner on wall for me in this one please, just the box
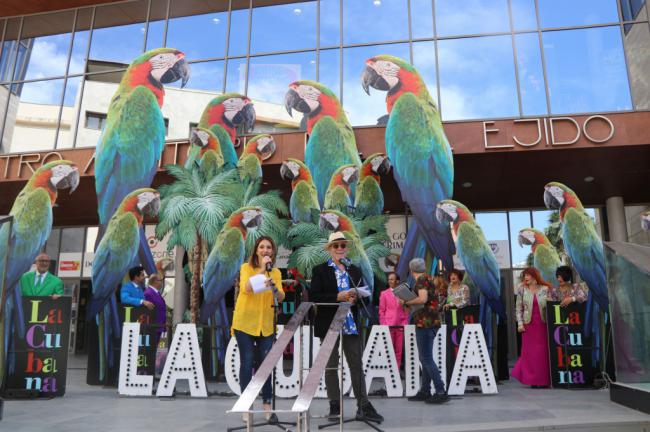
[3,296,71,397]
[57,253,83,277]
[545,301,594,387]
[86,304,156,386]
[144,225,175,276]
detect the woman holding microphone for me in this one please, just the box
[232,236,285,422]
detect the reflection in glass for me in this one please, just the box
[21,11,74,80]
[75,71,125,148]
[90,23,145,64]
[167,12,228,60]
[438,35,518,120]
[225,57,247,94]
[515,33,547,115]
[410,0,434,39]
[145,20,166,51]
[251,1,316,54]
[435,0,509,37]
[508,210,532,268]
[342,43,409,126]
[538,0,619,28]
[248,52,316,103]
[543,27,632,114]
[229,8,250,57]
[476,212,510,268]
[69,9,92,75]
[623,23,650,110]
[412,41,438,101]
[58,76,83,149]
[343,0,408,45]
[0,19,21,83]
[7,78,65,152]
[320,0,340,48]
[164,60,224,140]
[510,0,537,31]
[319,48,341,100]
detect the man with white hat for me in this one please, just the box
[309,232,384,424]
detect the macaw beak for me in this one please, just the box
[258,137,276,156]
[243,209,263,228]
[376,156,391,175]
[160,55,190,88]
[435,206,453,224]
[145,195,161,216]
[319,214,339,231]
[279,162,293,180]
[190,129,209,148]
[51,165,80,194]
[361,65,390,95]
[344,169,359,185]
[543,188,562,209]
[232,101,256,132]
[284,87,311,116]
[517,233,531,247]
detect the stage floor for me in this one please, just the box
[3,357,650,432]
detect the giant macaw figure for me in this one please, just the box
[323,164,359,213]
[201,207,263,372]
[319,210,375,297]
[354,153,391,218]
[436,199,506,353]
[544,182,608,363]
[280,158,320,224]
[0,161,79,380]
[362,55,455,276]
[198,93,256,169]
[284,81,361,205]
[88,188,160,381]
[94,48,189,275]
[185,127,225,177]
[237,134,276,189]
[518,228,562,288]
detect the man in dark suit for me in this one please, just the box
[309,232,383,424]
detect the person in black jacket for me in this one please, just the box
[309,231,384,424]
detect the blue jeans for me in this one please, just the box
[415,326,446,395]
[234,330,274,403]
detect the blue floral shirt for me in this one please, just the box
[328,259,358,335]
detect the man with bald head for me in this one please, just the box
[20,253,64,298]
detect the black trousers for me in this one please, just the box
[322,334,369,407]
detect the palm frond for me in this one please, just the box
[287,222,327,248]
[287,241,329,279]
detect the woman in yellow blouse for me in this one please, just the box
[232,236,285,422]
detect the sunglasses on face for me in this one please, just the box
[332,243,347,250]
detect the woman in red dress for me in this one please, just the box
[512,267,552,388]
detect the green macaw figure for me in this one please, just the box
[284,80,361,205]
[237,134,276,189]
[198,93,256,169]
[518,228,562,288]
[280,158,320,224]
[186,127,225,177]
[354,153,391,218]
[323,164,359,213]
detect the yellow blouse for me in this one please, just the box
[231,262,284,337]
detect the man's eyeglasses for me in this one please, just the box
[332,243,347,250]
[36,260,50,263]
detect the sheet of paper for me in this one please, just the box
[249,273,271,294]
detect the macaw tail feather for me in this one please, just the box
[12,285,26,338]
[138,226,156,275]
[584,293,601,367]
[396,222,422,282]
[98,310,106,381]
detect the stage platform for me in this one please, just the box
[3,357,650,432]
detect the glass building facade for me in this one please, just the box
[0,0,648,154]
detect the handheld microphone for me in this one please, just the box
[265,261,273,273]
[340,258,352,268]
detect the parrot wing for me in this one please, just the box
[456,222,506,320]
[354,177,384,218]
[534,243,562,287]
[290,181,320,224]
[88,212,140,318]
[95,86,165,225]
[201,228,246,323]
[386,93,454,269]
[209,125,238,169]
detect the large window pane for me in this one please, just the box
[342,43,410,126]
[509,211,532,268]
[61,227,85,253]
[510,0,538,31]
[543,27,632,114]
[1,19,22,154]
[435,0,509,37]
[248,52,315,132]
[167,1,228,60]
[319,48,340,101]
[412,41,438,102]
[538,0,619,28]
[58,75,83,149]
[320,0,340,48]
[251,1,316,54]
[145,0,167,51]
[0,19,21,83]
[411,0,434,39]
[229,8,250,57]
[475,212,510,268]
[624,23,650,110]
[343,0,409,45]
[515,32,547,115]
[75,71,125,148]
[438,35,518,120]
[22,11,75,80]
[89,1,147,64]
[226,57,247,94]
[69,8,93,75]
[532,209,554,231]
[6,78,65,153]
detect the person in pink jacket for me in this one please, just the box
[379,272,410,369]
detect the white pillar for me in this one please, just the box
[173,246,187,325]
[605,196,628,242]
